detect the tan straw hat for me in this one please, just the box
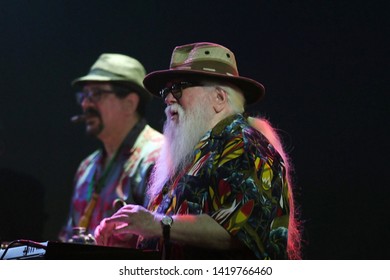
[72,53,152,101]
[143,42,265,104]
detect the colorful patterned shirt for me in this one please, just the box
[61,119,164,241]
[141,114,290,259]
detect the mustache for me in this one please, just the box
[165,103,182,117]
[84,108,101,118]
[70,108,101,123]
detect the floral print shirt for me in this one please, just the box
[61,119,163,241]
[141,114,290,259]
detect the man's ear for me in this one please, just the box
[212,87,228,113]
[123,93,140,114]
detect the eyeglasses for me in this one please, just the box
[159,82,201,100]
[75,89,115,105]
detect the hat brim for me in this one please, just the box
[72,75,152,101]
[143,69,265,105]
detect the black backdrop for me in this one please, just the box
[0,1,388,259]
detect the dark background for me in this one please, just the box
[0,1,388,259]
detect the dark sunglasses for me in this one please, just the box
[75,89,115,105]
[159,82,201,100]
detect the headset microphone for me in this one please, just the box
[70,115,86,123]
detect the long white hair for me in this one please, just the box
[222,84,302,259]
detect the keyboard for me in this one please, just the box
[0,241,48,260]
[1,241,160,260]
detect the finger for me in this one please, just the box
[105,214,133,224]
[114,204,146,216]
[94,228,106,245]
[113,224,134,235]
[94,219,118,246]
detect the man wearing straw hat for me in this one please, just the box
[94,43,302,259]
[60,53,164,247]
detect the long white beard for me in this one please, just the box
[148,101,214,199]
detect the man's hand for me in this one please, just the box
[94,204,161,246]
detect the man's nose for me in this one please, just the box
[81,96,94,109]
[164,92,177,105]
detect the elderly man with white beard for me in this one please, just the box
[94,42,302,260]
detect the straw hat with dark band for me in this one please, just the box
[143,42,265,105]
